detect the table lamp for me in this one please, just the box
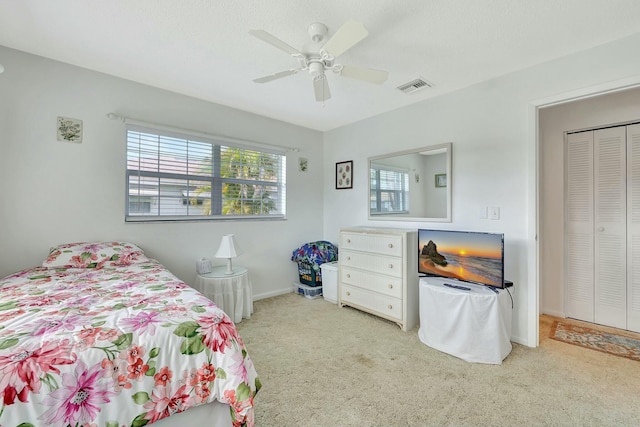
[215,234,242,274]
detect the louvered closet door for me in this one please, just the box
[593,126,627,328]
[627,123,640,332]
[566,131,595,322]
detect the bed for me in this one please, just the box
[0,242,260,426]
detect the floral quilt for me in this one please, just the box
[0,260,260,427]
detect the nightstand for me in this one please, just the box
[194,266,253,323]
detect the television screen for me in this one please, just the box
[418,229,504,288]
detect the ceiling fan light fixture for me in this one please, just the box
[308,61,324,78]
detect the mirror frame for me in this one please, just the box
[368,142,452,222]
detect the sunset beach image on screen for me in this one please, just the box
[418,229,504,288]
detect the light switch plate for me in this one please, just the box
[489,207,500,220]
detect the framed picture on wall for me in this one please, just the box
[336,160,353,189]
[435,173,447,188]
[57,116,83,143]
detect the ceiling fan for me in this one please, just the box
[249,19,388,102]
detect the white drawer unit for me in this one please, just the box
[338,227,418,331]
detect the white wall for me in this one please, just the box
[323,33,640,346]
[0,45,324,299]
[539,86,640,317]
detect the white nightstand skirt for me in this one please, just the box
[194,272,253,323]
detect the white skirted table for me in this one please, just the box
[194,266,253,323]
[418,277,513,364]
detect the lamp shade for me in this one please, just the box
[215,234,242,275]
[215,234,242,259]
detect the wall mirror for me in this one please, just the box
[368,142,452,222]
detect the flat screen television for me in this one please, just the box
[418,229,505,288]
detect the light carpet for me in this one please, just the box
[237,293,640,427]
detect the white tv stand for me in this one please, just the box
[417,276,513,364]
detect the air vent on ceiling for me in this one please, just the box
[397,78,433,94]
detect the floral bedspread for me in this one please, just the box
[0,260,260,427]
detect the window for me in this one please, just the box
[370,167,409,214]
[129,196,152,213]
[126,124,286,221]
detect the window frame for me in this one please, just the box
[369,165,410,215]
[125,124,287,222]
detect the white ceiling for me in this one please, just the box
[1,0,640,131]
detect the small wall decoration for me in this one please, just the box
[336,160,353,189]
[435,173,447,188]
[298,157,309,172]
[57,116,83,143]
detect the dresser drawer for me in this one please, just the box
[340,266,402,299]
[341,232,403,257]
[340,284,402,321]
[340,249,403,278]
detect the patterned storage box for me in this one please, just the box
[291,240,338,287]
[297,261,322,287]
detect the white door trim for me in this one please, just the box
[529,75,640,347]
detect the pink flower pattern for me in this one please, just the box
[39,360,114,426]
[143,383,192,423]
[198,313,239,353]
[153,366,173,387]
[31,315,85,337]
[0,339,77,406]
[0,260,259,426]
[119,311,162,336]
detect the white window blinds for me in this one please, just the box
[126,124,286,221]
[370,167,410,213]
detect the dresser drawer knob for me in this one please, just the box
[346,291,351,296]
[388,284,393,289]
[347,239,351,243]
[388,243,393,248]
[387,304,393,310]
[388,264,393,269]
[347,256,351,261]
[346,274,351,278]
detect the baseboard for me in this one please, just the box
[511,335,528,347]
[541,309,565,318]
[253,287,295,301]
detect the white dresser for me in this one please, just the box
[338,227,418,331]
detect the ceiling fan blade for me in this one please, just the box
[321,19,368,57]
[253,69,299,83]
[313,75,331,102]
[249,29,302,56]
[339,65,388,84]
